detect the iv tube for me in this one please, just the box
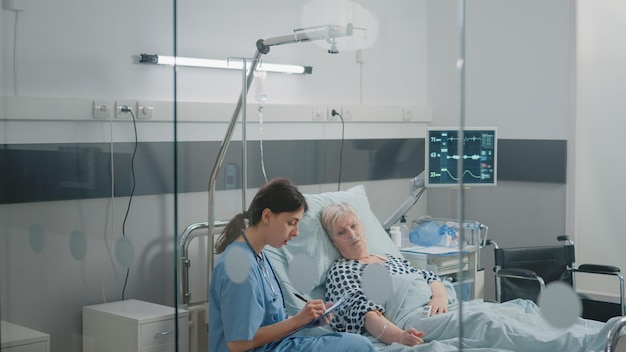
[254,69,269,183]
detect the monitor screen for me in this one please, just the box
[425,127,497,187]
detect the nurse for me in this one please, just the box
[209,178,375,352]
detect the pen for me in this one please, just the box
[293,292,308,303]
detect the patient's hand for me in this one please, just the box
[428,281,449,315]
[428,295,448,315]
[399,327,425,346]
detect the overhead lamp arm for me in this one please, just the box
[256,24,355,54]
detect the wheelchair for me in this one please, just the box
[486,236,625,322]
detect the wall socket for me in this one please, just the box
[341,108,352,121]
[136,101,154,119]
[92,100,113,119]
[92,100,153,120]
[114,101,136,119]
[328,107,342,121]
[312,106,326,121]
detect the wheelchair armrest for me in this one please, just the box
[484,239,497,249]
[576,264,621,275]
[556,235,571,242]
[496,268,540,280]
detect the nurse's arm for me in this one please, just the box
[226,299,329,352]
[225,318,300,352]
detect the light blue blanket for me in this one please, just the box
[365,272,618,352]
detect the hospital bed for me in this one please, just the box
[264,185,626,352]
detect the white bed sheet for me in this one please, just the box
[264,185,624,351]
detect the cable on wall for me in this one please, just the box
[120,107,138,300]
[2,3,26,96]
[102,112,116,303]
[331,109,345,191]
[13,12,20,95]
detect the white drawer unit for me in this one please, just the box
[83,299,188,352]
[1,321,50,352]
[401,246,485,300]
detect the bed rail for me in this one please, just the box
[605,316,626,352]
[179,220,228,306]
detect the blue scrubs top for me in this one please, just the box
[209,242,376,352]
[209,242,286,351]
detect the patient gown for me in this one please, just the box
[209,242,375,352]
[325,253,621,352]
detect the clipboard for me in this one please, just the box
[284,293,349,337]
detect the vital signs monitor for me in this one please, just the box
[425,127,497,187]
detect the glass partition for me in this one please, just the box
[3,1,622,352]
[0,0,182,351]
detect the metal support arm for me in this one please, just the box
[203,24,355,313]
[382,171,426,230]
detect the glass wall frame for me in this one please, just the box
[3,1,623,352]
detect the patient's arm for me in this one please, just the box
[226,300,331,352]
[364,310,425,346]
[428,281,449,315]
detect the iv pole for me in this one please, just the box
[205,23,355,306]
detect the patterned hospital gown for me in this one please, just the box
[324,254,441,333]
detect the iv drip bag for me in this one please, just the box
[254,69,267,102]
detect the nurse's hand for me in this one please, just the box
[295,299,328,326]
[317,301,334,326]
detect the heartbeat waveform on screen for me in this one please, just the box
[445,135,483,144]
[443,154,482,160]
[439,169,482,180]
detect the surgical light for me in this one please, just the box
[138,54,313,75]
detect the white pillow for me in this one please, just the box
[265,185,402,318]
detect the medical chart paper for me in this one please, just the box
[284,293,349,337]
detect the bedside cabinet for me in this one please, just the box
[400,246,485,300]
[83,299,188,352]
[1,321,50,352]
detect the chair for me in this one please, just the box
[486,236,625,322]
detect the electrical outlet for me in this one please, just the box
[92,100,112,119]
[311,106,326,121]
[136,101,154,119]
[342,108,352,121]
[114,101,136,119]
[402,107,413,121]
[328,107,342,121]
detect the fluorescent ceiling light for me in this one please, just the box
[139,54,312,75]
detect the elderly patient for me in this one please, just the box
[321,202,446,346]
[321,202,621,351]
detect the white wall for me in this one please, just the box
[574,0,626,298]
[1,1,434,351]
[1,0,428,104]
[426,0,574,300]
[428,0,572,137]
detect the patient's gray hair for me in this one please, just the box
[321,202,358,237]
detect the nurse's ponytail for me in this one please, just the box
[215,177,307,254]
